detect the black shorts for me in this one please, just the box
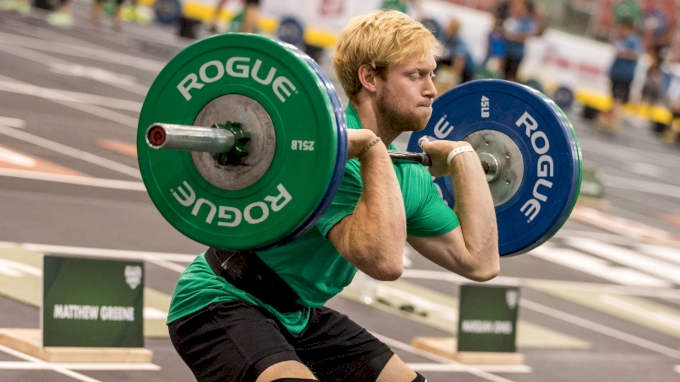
[504,57,522,80]
[611,80,633,103]
[94,0,124,5]
[168,301,394,382]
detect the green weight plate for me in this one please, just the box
[137,33,340,250]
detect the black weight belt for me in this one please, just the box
[204,247,302,313]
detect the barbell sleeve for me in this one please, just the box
[146,123,236,153]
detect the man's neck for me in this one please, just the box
[350,100,400,147]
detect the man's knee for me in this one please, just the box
[412,371,428,381]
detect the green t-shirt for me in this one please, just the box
[167,104,460,333]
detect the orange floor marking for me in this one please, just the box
[96,139,137,158]
[570,206,680,247]
[0,144,90,177]
[658,213,680,228]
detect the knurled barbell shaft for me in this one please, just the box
[145,123,490,173]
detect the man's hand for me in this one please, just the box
[419,139,474,177]
[347,129,379,160]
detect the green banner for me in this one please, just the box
[42,255,144,347]
[457,284,519,352]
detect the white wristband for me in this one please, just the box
[446,146,475,165]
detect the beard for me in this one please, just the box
[376,91,430,135]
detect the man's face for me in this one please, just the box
[375,54,437,134]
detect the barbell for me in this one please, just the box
[137,33,582,256]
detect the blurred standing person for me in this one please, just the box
[380,0,421,14]
[662,52,680,144]
[482,0,515,68]
[613,0,642,27]
[599,18,643,132]
[209,0,260,34]
[47,0,73,28]
[501,0,537,82]
[1,0,30,15]
[436,18,476,89]
[90,0,124,30]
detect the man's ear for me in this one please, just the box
[358,64,378,93]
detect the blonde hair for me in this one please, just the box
[333,10,443,104]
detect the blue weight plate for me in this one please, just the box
[408,80,581,256]
[552,86,574,111]
[277,16,306,46]
[272,42,348,246]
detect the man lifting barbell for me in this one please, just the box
[165,10,498,382]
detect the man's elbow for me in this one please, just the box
[462,249,500,282]
[467,262,500,282]
[372,260,403,281]
[364,256,403,281]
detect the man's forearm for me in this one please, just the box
[449,151,499,266]
[344,142,406,279]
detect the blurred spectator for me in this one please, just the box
[209,0,260,34]
[613,0,642,27]
[479,0,516,79]
[501,0,537,82]
[91,0,123,30]
[662,54,680,144]
[483,0,514,62]
[599,18,644,131]
[380,0,421,14]
[641,58,663,107]
[1,0,30,14]
[436,18,476,89]
[641,7,675,65]
[47,0,74,28]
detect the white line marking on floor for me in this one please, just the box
[0,125,141,178]
[602,174,680,199]
[0,362,160,370]
[0,80,142,112]
[637,244,680,266]
[0,241,196,270]
[520,299,680,358]
[0,146,36,167]
[674,365,680,373]
[557,229,649,246]
[372,333,520,382]
[0,168,145,190]
[0,344,103,382]
[566,237,680,285]
[0,30,165,73]
[599,294,680,331]
[0,77,139,128]
[629,162,666,179]
[530,243,672,287]
[568,207,680,245]
[143,306,168,320]
[580,139,680,168]
[0,42,148,96]
[402,269,680,299]
[405,363,532,373]
[0,116,25,128]
[0,258,42,277]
